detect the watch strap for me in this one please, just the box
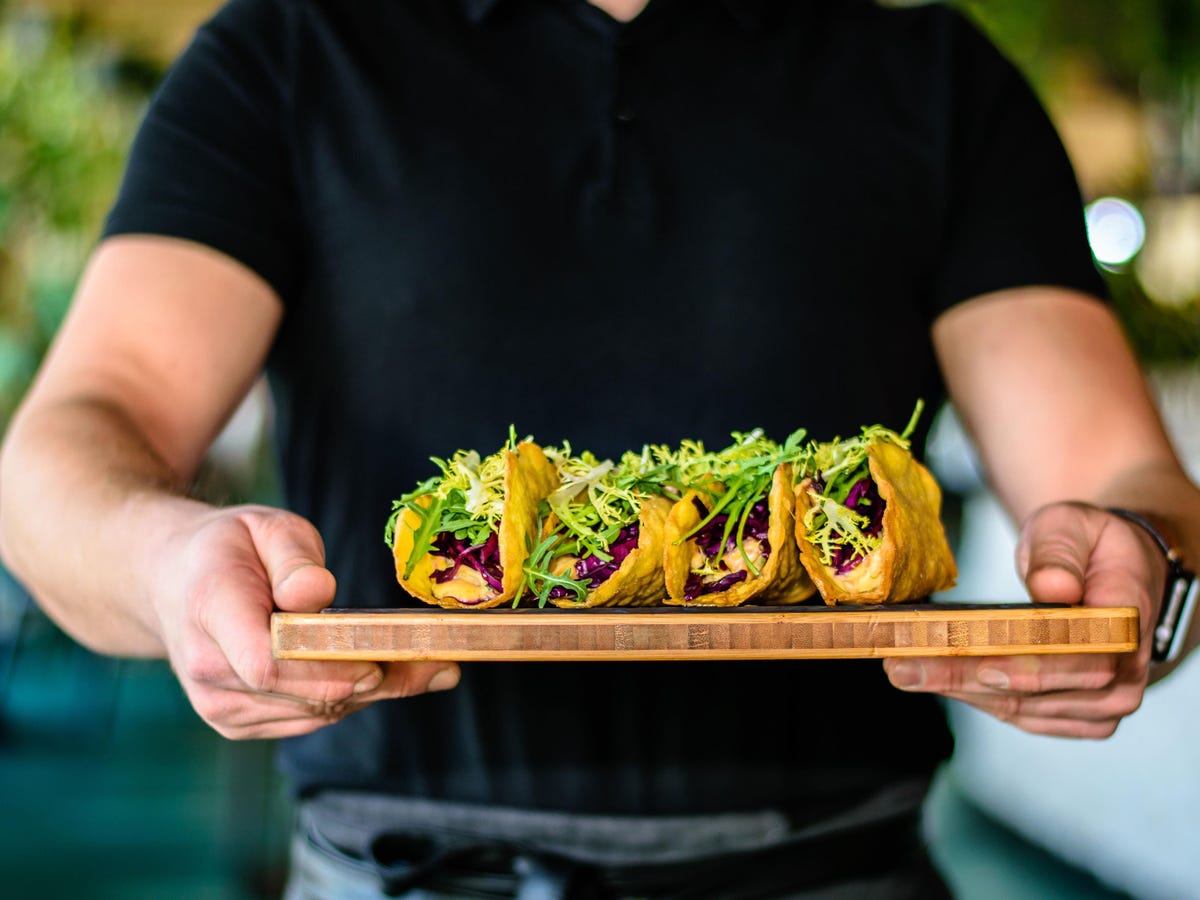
[1107,507,1198,663]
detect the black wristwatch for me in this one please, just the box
[1107,508,1198,663]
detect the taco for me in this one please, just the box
[793,404,957,605]
[520,444,676,608]
[386,433,558,609]
[663,430,816,607]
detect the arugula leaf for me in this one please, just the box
[387,437,519,581]
[519,530,588,608]
[401,493,445,580]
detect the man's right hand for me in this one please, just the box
[153,504,460,740]
[0,238,461,740]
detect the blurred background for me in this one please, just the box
[0,0,1197,897]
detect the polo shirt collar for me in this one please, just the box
[460,0,768,31]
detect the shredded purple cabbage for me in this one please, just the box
[429,531,503,605]
[831,477,886,574]
[546,524,641,600]
[683,497,771,600]
[684,569,748,600]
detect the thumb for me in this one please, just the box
[243,509,338,613]
[1017,503,1093,606]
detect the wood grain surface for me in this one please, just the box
[271,604,1139,661]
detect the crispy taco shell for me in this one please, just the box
[794,439,957,605]
[663,463,815,607]
[392,441,558,609]
[546,495,673,609]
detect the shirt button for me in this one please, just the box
[615,106,636,124]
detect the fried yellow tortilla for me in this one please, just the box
[664,463,816,607]
[391,441,558,609]
[794,439,956,605]
[544,495,674,608]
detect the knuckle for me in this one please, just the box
[255,507,323,549]
[390,679,421,700]
[1084,668,1119,691]
[1004,670,1043,693]
[990,696,1023,724]
[209,721,243,740]
[389,670,432,700]
[190,690,238,729]
[236,650,279,694]
[176,644,229,688]
[1109,688,1143,720]
[318,679,358,705]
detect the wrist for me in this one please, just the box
[1106,507,1198,663]
[131,491,217,649]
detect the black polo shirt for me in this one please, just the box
[105,0,1104,814]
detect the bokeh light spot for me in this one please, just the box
[1085,197,1145,269]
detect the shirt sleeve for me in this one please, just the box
[102,0,300,303]
[930,9,1108,313]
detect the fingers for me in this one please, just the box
[1018,502,1158,613]
[166,505,465,740]
[242,508,338,613]
[883,502,1161,740]
[370,661,462,698]
[883,651,1148,739]
[184,660,462,740]
[941,681,1143,725]
[186,548,383,703]
[1018,502,1091,605]
[884,654,1121,695]
[951,708,1124,741]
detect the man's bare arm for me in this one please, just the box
[935,287,1200,667]
[0,237,458,738]
[0,237,280,653]
[882,286,1200,738]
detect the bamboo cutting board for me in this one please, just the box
[271,604,1139,662]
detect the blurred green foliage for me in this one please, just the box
[0,0,1198,406]
[0,8,148,421]
[954,0,1200,95]
[954,0,1200,361]
[1108,273,1200,364]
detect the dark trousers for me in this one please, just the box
[285,782,953,900]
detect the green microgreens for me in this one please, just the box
[517,530,588,608]
[385,432,529,580]
[676,428,809,579]
[514,443,681,606]
[798,400,924,566]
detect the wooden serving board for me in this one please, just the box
[271,604,1139,662]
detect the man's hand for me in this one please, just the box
[154,504,460,740]
[883,502,1164,739]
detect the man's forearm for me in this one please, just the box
[0,395,210,657]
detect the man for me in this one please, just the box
[1,0,1196,896]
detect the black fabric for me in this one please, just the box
[366,814,944,898]
[103,0,1105,815]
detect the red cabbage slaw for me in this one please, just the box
[428,531,503,606]
[545,523,641,600]
[683,496,772,600]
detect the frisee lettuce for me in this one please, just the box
[799,400,924,568]
[516,444,675,607]
[385,431,529,581]
[676,427,809,579]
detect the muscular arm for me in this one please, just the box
[935,287,1200,667]
[882,286,1200,738]
[0,237,457,737]
[0,237,277,654]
